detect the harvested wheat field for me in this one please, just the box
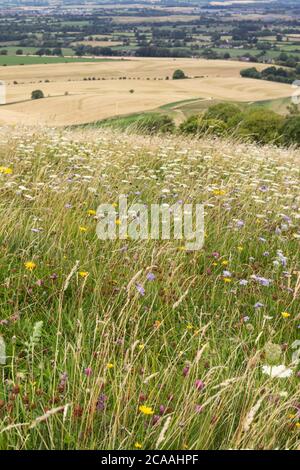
[0,58,292,126]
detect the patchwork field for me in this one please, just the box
[0,58,292,126]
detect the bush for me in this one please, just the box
[204,103,242,124]
[133,114,175,134]
[98,113,175,135]
[179,115,227,137]
[172,69,186,80]
[281,116,300,146]
[237,109,284,144]
[31,90,44,100]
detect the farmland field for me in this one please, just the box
[0,58,292,126]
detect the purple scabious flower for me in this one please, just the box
[96,394,107,411]
[254,302,264,309]
[239,279,248,286]
[146,272,155,281]
[236,220,245,228]
[223,270,232,278]
[252,275,271,287]
[136,284,145,296]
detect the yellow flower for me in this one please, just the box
[186,323,193,330]
[138,343,145,350]
[221,260,229,266]
[134,442,142,449]
[282,312,290,319]
[79,271,89,278]
[112,202,118,208]
[0,166,13,175]
[87,209,96,216]
[237,246,243,252]
[223,277,232,283]
[213,189,226,196]
[139,405,154,415]
[24,261,36,271]
[296,422,300,429]
[106,363,114,369]
[115,218,121,225]
[79,226,88,232]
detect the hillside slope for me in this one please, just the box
[0,127,299,450]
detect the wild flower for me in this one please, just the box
[79,271,89,278]
[139,405,154,415]
[262,365,293,378]
[96,394,107,411]
[24,261,36,271]
[0,166,12,175]
[195,380,205,391]
[146,272,155,281]
[136,284,145,296]
[254,302,264,309]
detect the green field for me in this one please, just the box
[0,56,119,66]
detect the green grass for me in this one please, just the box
[0,56,119,66]
[0,127,299,449]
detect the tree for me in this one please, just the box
[172,69,186,80]
[31,90,44,100]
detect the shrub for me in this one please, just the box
[133,114,175,134]
[31,89,44,100]
[281,116,300,146]
[237,109,284,144]
[172,69,186,80]
[204,103,242,124]
[179,115,227,137]
[179,115,201,135]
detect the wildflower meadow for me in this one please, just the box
[0,126,300,450]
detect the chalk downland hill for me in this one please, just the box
[0,127,299,449]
